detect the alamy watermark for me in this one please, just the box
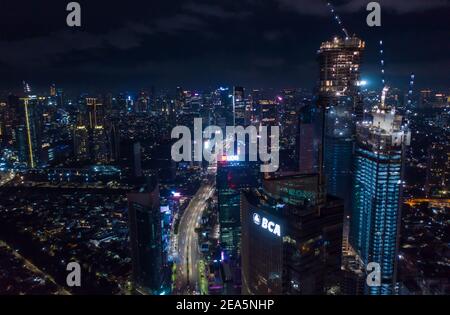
[171,118,279,172]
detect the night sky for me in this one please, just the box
[1,0,449,93]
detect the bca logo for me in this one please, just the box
[253,213,261,225]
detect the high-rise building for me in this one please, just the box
[120,140,143,179]
[217,156,259,257]
[73,125,90,162]
[349,88,411,294]
[317,36,365,109]
[279,89,302,173]
[425,142,450,197]
[86,97,104,129]
[419,89,432,108]
[84,97,110,163]
[17,96,43,168]
[298,103,317,174]
[233,86,246,126]
[240,174,344,294]
[136,90,150,113]
[50,84,56,97]
[259,99,278,127]
[127,178,164,294]
[317,36,365,242]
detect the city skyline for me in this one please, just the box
[0,0,449,299]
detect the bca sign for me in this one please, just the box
[253,213,281,237]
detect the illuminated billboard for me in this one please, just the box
[253,213,281,237]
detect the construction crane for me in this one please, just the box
[379,40,386,87]
[326,2,350,38]
[407,73,415,109]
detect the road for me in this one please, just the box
[0,240,71,295]
[175,177,215,294]
[0,171,15,186]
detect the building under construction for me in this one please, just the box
[317,36,365,109]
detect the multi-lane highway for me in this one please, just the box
[174,176,215,294]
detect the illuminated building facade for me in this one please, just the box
[241,174,344,295]
[17,96,43,168]
[217,157,259,257]
[233,86,247,126]
[425,142,450,197]
[73,125,90,161]
[317,36,365,109]
[350,89,411,294]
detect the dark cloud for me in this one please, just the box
[278,0,450,15]
[0,0,448,91]
[0,23,154,68]
[183,2,251,19]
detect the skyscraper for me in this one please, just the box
[217,156,259,257]
[240,174,344,294]
[349,87,411,295]
[317,36,365,240]
[425,142,450,197]
[317,36,365,109]
[73,125,90,162]
[17,96,43,168]
[279,89,303,173]
[127,178,164,294]
[233,86,246,126]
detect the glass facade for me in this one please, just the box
[350,143,403,295]
[217,160,259,256]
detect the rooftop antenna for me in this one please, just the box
[326,2,350,38]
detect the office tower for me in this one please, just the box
[298,103,317,174]
[136,90,149,113]
[278,89,301,172]
[2,95,19,146]
[56,88,64,107]
[425,142,450,197]
[241,174,344,294]
[74,126,90,162]
[107,118,120,163]
[127,178,164,294]
[259,99,278,127]
[233,86,246,126]
[217,156,259,257]
[215,87,233,126]
[349,88,411,295]
[86,97,104,129]
[419,89,432,108]
[120,140,143,179]
[84,97,109,163]
[50,84,56,97]
[175,86,185,111]
[258,98,279,177]
[17,96,43,168]
[91,125,108,163]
